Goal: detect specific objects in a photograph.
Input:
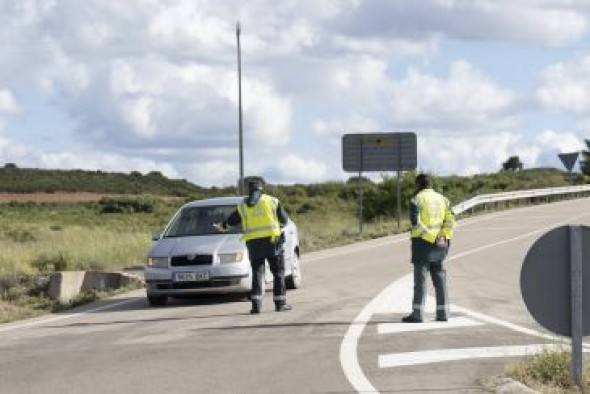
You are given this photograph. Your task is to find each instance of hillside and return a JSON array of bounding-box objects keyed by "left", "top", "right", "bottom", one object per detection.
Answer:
[{"left": 0, "top": 164, "right": 204, "bottom": 197}]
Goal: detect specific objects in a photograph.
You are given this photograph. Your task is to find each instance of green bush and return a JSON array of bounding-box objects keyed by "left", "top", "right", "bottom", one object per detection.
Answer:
[
  {"left": 98, "top": 197, "right": 156, "bottom": 214},
  {"left": 4, "top": 229, "right": 36, "bottom": 242},
  {"left": 32, "top": 251, "right": 71, "bottom": 272}
]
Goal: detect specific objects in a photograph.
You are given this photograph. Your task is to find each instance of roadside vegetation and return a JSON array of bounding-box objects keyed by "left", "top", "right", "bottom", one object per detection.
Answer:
[
  {"left": 0, "top": 165, "right": 586, "bottom": 324},
  {"left": 504, "top": 347, "right": 589, "bottom": 393}
]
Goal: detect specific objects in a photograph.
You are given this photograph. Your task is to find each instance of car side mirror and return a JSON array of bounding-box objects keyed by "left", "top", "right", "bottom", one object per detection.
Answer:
[{"left": 152, "top": 233, "right": 162, "bottom": 241}]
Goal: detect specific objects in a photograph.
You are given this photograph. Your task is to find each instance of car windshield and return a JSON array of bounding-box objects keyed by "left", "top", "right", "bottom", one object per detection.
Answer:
[{"left": 163, "top": 205, "right": 242, "bottom": 237}]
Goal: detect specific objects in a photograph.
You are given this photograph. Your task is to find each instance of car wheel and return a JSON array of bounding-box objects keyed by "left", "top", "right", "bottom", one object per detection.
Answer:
[
  {"left": 147, "top": 294, "right": 168, "bottom": 306},
  {"left": 286, "top": 253, "right": 302, "bottom": 290}
]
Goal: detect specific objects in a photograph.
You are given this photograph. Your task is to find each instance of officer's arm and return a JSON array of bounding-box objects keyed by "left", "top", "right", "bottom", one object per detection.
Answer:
[
  {"left": 214, "top": 209, "right": 241, "bottom": 232},
  {"left": 409, "top": 201, "right": 419, "bottom": 227},
  {"left": 276, "top": 202, "right": 289, "bottom": 226}
]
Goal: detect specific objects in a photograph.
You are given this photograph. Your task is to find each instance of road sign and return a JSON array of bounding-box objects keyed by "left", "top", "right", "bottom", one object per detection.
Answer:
[
  {"left": 520, "top": 225, "right": 589, "bottom": 387},
  {"left": 520, "top": 226, "right": 589, "bottom": 336},
  {"left": 558, "top": 152, "right": 579, "bottom": 172},
  {"left": 342, "top": 133, "right": 417, "bottom": 172}
]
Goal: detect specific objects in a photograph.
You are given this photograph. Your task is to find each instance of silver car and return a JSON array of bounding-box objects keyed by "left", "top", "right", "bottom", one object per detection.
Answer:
[{"left": 145, "top": 196, "right": 302, "bottom": 306}]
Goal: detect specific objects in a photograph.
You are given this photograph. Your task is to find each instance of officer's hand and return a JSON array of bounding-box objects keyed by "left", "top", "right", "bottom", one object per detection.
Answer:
[{"left": 212, "top": 223, "right": 226, "bottom": 232}]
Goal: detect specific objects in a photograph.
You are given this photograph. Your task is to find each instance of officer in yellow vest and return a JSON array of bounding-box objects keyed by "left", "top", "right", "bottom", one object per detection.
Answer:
[
  {"left": 215, "top": 180, "right": 292, "bottom": 314},
  {"left": 402, "top": 173, "right": 455, "bottom": 323}
]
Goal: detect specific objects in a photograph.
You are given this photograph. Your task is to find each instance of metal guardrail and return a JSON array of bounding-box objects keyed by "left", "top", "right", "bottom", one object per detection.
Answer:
[{"left": 452, "top": 184, "right": 590, "bottom": 215}]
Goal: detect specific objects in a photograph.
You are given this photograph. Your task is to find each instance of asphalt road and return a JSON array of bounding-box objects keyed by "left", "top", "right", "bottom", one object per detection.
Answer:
[{"left": 1, "top": 198, "right": 590, "bottom": 394}]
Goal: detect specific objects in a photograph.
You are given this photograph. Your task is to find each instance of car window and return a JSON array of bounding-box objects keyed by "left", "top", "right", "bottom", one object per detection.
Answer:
[{"left": 164, "top": 205, "right": 242, "bottom": 237}]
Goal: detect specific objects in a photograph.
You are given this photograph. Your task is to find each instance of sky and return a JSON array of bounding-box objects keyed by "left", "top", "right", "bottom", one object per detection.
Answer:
[{"left": 1, "top": 0, "right": 590, "bottom": 187}]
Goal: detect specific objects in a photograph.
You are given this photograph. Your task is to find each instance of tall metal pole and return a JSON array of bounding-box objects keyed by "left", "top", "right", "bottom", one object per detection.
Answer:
[{"left": 236, "top": 22, "right": 244, "bottom": 195}]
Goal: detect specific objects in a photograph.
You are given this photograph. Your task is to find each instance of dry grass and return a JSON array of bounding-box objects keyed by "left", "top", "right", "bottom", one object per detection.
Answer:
[
  {"left": 0, "top": 225, "right": 151, "bottom": 275},
  {"left": 506, "top": 347, "right": 590, "bottom": 393}
]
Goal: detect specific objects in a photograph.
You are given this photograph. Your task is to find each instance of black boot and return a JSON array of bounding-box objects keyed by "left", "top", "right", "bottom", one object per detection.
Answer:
[
  {"left": 250, "top": 304, "right": 261, "bottom": 314},
  {"left": 401, "top": 313, "right": 423, "bottom": 323}
]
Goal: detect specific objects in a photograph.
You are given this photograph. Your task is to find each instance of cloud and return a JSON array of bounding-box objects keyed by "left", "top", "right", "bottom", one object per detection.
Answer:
[
  {"left": 312, "top": 114, "right": 381, "bottom": 136},
  {"left": 537, "top": 55, "right": 590, "bottom": 115},
  {"left": 418, "top": 129, "right": 586, "bottom": 176},
  {"left": 0, "top": 136, "right": 179, "bottom": 178},
  {"left": 389, "top": 61, "right": 519, "bottom": 132},
  {"left": 0, "top": 90, "right": 20, "bottom": 115},
  {"left": 276, "top": 154, "right": 329, "bottom": 183},
  {"left": 329, "top": 0, "right": 588, "bottom": 47}
]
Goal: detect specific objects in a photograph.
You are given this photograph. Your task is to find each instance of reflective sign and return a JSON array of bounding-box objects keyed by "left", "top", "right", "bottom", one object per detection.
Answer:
[{"left": 342, "top": 132, "right": 417, "bottom": 172}]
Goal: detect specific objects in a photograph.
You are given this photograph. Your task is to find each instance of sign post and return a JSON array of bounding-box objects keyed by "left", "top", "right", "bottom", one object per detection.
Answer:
[
  {"left": 520, "top": 225, "right": 589, "bottom": 388},
  {"left": 558, "top": 152, "right": 579, "bottom": 185},
  {"left": 342, "top": 133, "right": 417, "bottom": 233}
]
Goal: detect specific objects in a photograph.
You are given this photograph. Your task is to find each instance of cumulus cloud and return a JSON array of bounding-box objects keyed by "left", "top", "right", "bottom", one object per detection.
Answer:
[
  {"left": 1, "top": 0, "right": 590, "bottom": 186},
  {"left": 276, "top": 154, "right": 329, "bottom": 183},
  {"left": 389, "top": 61, "right": 519, "bottom": 132},
  {"left": 537, "top": 55, "right": 590, "bottom": 115},
  {"left": 418, "top": 129, "right": 585, "bottom": 176},
  {"left": 312, "top": 114, "right": 381, "bottom": 136},
  {"left": 329, "top": 0, "right": 588, "bottom": 47},
  {"left": 0, "top": 90, "right": 20, "bottom": 115},
  {"left": 0, "top": 136, "right": 179, "bottom": 178}
]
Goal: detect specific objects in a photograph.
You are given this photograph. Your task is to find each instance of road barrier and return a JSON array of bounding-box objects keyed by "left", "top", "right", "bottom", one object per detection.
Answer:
[{"left": 452, "top": 184, "right": 590, "bottom": 216}]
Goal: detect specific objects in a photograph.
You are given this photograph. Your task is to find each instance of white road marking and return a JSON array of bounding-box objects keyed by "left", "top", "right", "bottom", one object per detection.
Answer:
[
  {"left": 378, "top": 317, "right": 482, "bottom": 335},
  {"left": 379, "top": 344, "right": 590, "bottom": 369},
  {"left": 0, "top": 297, "right": 141, "bottom": 333},
  {"left": 340, "top": 209, "right": 590, "bottom": 394}
]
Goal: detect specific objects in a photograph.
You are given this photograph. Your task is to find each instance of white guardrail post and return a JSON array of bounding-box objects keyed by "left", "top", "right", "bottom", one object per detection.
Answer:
[{"left": 452, "top": 185, "right": 590, "bottom": 216}]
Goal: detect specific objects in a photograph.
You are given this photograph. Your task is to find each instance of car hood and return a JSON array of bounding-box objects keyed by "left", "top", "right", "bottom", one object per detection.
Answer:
[{"left": 148, "top": 234, "right": 245, "bottom": 257}]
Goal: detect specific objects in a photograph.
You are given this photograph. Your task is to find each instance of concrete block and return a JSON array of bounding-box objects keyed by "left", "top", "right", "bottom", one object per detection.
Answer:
[
  {"left": 48, "top": 271, "right": 144, "bottom": 303},
  {"left": 48, "top": 271, "right": 86, "bottom": 303}
]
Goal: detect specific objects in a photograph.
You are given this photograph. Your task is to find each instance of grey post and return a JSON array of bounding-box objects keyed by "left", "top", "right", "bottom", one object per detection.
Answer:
[
  {"left": 236, "top": 21, "right": 244, "bottom": 195},
  {"left": 569, "top": 225, "right": 583, "bottom": 388},
  {"left": 358, "top": 138, "right": 364, "bottom": 234}
]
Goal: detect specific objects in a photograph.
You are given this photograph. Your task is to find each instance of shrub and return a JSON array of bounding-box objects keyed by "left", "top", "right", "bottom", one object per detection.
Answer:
[
  {"left": 4, "top": 229, "right": 36, "bottom": 242},
  {"left": 508, "top": 347, "right": 584, "bottom": 390},
  {"left": 98, "top": 197, "right": 155, "bottom": 214},
  {"left": 32, "top": 251, "right": 71, "bottom": 272}
]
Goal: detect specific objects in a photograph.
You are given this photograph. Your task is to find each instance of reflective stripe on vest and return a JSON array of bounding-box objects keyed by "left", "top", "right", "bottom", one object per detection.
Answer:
[
  {"left": 410, "top": 189, "right": 450, "bottom": 243},
  {"left": 237, "top": 194, "right": 282, "bottom": 242}
]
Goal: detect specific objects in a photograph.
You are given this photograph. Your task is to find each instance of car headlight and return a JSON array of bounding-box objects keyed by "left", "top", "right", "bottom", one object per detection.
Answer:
[
  {"left": 147, "top": 257, "right": 169, "bottom": 268},
  {"left": 218, "top": 252, "right": 244, "bottom": 264}
]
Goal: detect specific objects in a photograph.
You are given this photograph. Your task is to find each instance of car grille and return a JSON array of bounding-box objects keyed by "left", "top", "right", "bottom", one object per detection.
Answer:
[
  {"left": 155, "top": 279, "right": 238, "bottom": 290},
  {"left": 170, "top": 254, "right": 213, "bottom": 267}
]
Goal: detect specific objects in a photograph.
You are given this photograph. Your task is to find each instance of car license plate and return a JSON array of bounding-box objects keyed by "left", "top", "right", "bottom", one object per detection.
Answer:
[{"left": 174, "top": 271, "right": 209, "bottom": 282}]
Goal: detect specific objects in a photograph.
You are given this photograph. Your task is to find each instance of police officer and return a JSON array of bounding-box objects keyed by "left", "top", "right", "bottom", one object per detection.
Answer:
[
  {"left": 402, "top": 173, "right": 455, "bottom": 323},
  {"left": 214, "top": 180, "right": 292, "bottom": 314}
]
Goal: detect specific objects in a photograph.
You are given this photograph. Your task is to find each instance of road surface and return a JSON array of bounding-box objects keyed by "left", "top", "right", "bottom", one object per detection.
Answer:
[{"left": 1, "top": 198, "right": 590, "bottom": 393}]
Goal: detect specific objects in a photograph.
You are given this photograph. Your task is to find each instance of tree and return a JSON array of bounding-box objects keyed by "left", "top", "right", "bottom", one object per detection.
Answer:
[
  {"left": 502, "top": 156, "right": 523, "bottom": 171},
  {"left": 580, "top": 139, "right": 590, "bottom": 177}
]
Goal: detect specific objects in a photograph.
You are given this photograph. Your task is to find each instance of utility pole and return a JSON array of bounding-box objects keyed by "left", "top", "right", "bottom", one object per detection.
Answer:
[{"left": 236, "top": 21, "right": 244, "bottom": 195}]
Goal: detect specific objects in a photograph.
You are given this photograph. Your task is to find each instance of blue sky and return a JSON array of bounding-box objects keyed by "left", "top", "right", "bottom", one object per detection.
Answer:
[{"left": 0, "top": 0, "right": 589, "bottom": 187}]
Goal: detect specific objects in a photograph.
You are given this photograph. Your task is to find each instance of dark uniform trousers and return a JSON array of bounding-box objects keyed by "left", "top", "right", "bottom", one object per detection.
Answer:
[
  {"left": 247, "top": 237, "right": 287, "bottom": 308},
  {"left": 411, "top": 237, "right": 449, "bottom": 319}
]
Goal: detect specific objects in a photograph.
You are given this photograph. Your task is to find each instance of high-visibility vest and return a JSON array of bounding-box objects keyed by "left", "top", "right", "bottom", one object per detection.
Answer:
[
  {"left": 237, "top": 194, "right": 282, "bottom": 242},
  {"left": 410, "top": 188, "right": 455, "bottom": 243}
]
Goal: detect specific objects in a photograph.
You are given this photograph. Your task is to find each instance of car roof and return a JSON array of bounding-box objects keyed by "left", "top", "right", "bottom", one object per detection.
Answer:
[{"left": 183, "top": 196, "right": 245, "bottom": 208}]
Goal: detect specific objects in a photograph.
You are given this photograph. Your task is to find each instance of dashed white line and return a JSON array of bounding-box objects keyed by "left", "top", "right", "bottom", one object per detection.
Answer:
[
  {"left": 379, "top": 344, "right": 590, "bottom": 369},
  {"left": 340, "top": 209, "right": 590, "bottom": 394},
  {"left": 378, "top": 316, "right": 482, "bottom": 335}
]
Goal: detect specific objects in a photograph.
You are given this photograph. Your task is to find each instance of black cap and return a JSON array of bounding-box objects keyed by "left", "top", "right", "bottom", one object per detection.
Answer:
[
  {"left": 415, "top": 173, "right": 430, "bottom": 188},
  {"left": 248, "top": 180, "right": 263, "bottom": 192}
]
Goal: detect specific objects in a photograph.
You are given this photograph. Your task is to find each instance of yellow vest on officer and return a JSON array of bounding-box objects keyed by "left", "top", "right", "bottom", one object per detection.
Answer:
[
  {"left": 237, "top": 194, "right": 282, "bottom": 242},
  {"left": 410, "top": 188, "right": 455, "bottom": 243}
]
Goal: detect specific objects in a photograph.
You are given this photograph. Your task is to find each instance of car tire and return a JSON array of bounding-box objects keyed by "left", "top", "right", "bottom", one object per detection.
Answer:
[
  {"left": 286, "top": 253, "right": 302, "bottom": 290},
  {"left": 147, "top": 294, "right": 168, "bottom": 306}
]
